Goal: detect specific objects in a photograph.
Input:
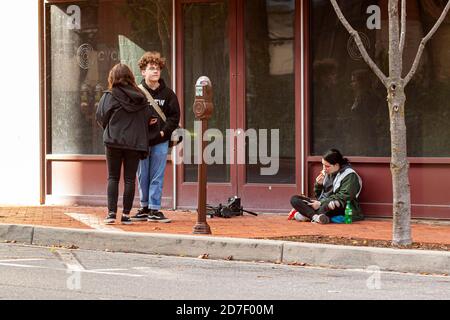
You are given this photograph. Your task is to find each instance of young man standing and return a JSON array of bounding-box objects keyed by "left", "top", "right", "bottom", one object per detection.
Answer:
[{"left": 131, "top": 52, "right": 180, "bottom": 223}]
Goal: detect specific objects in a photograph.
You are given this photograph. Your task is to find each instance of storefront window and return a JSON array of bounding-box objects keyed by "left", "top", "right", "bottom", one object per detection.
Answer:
[
  {"left": 46, "top": 0, "right": 172, "bottom": 154},
  {"left": 310, "top": 0, "right": 450, "bottom": 157},
  {"left": 245, "top": 0, "right": 296, "bottom": 183},
  {"left": 182, "top": 1, "right": 230, "bottom": 183}
]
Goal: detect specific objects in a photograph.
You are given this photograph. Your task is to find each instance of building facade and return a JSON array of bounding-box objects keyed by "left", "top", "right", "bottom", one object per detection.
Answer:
[{"left": 5, "top": 0, "right": 447, "bottom": 218}]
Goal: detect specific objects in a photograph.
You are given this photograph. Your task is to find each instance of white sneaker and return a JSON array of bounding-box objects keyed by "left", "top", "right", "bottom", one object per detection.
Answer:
[
  {"left": 311, "top": 214, "right": 330, "bottom": 224},
  {"left": 294, "top": 212, "right": 310, "bottom": 222}
]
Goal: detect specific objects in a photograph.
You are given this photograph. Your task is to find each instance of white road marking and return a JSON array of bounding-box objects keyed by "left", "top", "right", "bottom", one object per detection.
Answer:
[
  {"left": 0, "top": 262, "right": 42, "bottom": 268},
  {"left": 91, "top": 268, "right": 129, "bottom": 272},
  {"left": 79, "top": 270, "right": 143, "bottom": 277},
  {"left": 0, "top": 263, "right": 143, "bottom": 277},
  {"left": 64, "top": 212, "right": 124, "bottom": 231},
  {"left": 54, "top": 249, "right": 144, "bottom": 277},
  {"left": 54, "top": 249, "right": 85, "bottom": 271},
  {"left": 0, "top": 259, "right": 46, "bottom": 262},
  {"left": 132, "top": 267, "right": 180, "bottom": 280},
  {"left": 0, "top": 250, "right": 145, "bottom": 278}
]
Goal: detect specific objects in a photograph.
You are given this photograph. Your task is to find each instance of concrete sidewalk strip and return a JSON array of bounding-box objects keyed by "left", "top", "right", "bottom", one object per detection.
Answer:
[
  {"left": 64, "top": 212, "right": 123, "bottom": 232},
  {"left": 1, "top": 223, "right": 449, "bottom": 275}
]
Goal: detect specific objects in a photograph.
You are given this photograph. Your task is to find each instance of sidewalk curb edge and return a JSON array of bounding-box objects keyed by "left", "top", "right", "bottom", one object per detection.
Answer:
[{"left": 1, "top": 223, "right": 449, "bottom": 274}]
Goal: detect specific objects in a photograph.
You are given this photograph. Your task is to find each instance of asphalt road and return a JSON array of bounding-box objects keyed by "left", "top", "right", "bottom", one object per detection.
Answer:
[{"left": 0, "top": 243, "right": 449, "bottom": 300}]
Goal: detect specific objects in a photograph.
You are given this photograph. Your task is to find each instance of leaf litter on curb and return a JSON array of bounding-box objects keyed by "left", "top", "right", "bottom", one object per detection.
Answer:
[{"left": 263, "top": 235, "right": 450, "bottom": 251}]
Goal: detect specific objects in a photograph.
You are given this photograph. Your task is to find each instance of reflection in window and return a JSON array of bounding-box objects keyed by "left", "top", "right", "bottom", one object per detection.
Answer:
[
  {"left": 245, "top": 0, "right": 296, "bottom": 183},
  {"left": 47, "top": 0, "right": 172, "bottom": 154},
  {"left": 182, "top": 2, "right": 230, "bottom": 183},
  {"left": 310, "top": 0, "right": 450, "bottom": 157}
]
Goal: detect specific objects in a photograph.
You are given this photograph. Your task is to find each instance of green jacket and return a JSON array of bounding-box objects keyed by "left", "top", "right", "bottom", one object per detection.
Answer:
[{"left": 314, "top": 169, "right": 363, "bottom": 221}]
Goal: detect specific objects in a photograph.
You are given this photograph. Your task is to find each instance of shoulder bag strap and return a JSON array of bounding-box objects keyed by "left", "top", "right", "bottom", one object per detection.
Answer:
[{"left": 138, "top": 84, "right": 167, "bottom": 122}]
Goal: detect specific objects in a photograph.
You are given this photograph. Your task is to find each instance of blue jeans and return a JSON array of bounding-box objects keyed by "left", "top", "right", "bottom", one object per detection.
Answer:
[{"left": 137, "top": 141, "right": 169, "bottom": 210}]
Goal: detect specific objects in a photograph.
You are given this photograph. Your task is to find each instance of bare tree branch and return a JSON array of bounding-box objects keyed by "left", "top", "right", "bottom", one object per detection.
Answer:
[
  {"left": 404, "top": 0, "right": 450, "bottom": 85},
  {"left": 399, "top": 0, "right": 406, "bottom": 55},
  {"left": 388, "top": 0, "right": 401, "bottom": 78},
  {"left": 329, "top": 0, "right": 388, "bottom": 86}
]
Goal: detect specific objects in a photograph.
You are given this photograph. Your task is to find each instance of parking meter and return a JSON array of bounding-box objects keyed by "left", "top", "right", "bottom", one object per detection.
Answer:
[
  {"left": 192, "top": 76, "right": 213, "bottom": 235},
  {"left": 193, "top": 76, "right": 213, "bottom": 120}
]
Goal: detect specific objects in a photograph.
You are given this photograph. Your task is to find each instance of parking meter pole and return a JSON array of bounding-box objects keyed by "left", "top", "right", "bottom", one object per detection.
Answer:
[
  {"left": 193, "top": 119, "right": 210, "bottom": 234},
  {"left": 192, "top": 77, "right": 213, "bottom": 235}
]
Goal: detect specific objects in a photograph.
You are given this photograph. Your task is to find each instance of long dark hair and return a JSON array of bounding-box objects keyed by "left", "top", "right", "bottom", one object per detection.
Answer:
[
  {"left": 323, "top": 149, "right": 349, "bottom": 166},
  {"left": 107, "top": 63, "right": 141, "bottom": 93}
]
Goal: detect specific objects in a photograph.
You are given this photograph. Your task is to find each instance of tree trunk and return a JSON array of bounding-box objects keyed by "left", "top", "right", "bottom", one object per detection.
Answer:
[
  {"left": 330, "top": 0, "right": 450, "bottom": 247},
  {"left": 388, "top": 83, "right": 411, "bottom": 245}
]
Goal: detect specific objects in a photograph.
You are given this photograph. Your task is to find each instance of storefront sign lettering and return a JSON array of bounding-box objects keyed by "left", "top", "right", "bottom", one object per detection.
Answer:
[
  {"left": 67, "top": 5, "right": 81, "bottom": 30},
  {"left": 367, "top": 5, "right": 381, "bottom": 30}
]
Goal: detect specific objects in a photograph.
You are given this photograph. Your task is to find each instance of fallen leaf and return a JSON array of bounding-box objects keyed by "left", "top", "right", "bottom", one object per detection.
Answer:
[
  {"left": 289, "top": 262, "right": 307, "bottom": 266},
  {"left": 226, "top": 256, "right": 233, "bottom": 261},
  {"left": 198, "top": 253, "right": 209, "bottom": 259}
]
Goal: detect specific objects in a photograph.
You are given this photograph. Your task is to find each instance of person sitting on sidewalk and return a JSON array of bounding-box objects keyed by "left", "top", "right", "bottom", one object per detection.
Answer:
[{"left": 288, "top": 149, "right": 363, "bottom": 224}]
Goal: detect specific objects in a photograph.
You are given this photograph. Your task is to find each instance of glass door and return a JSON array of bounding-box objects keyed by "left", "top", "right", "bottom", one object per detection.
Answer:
[
  {"left": 177, "top": 0, "right": 238, "bottom": 207},
  {"left": 236, "top": 0, "right": 298, "bottom": 211},
  {"left": 177, "top": 0, "right": 299, "bottom": 212}
]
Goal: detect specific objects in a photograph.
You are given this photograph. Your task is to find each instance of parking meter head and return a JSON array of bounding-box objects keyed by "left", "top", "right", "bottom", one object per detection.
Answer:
[{"left": 193, "top": 76, "right": 214, "bottom": 120}]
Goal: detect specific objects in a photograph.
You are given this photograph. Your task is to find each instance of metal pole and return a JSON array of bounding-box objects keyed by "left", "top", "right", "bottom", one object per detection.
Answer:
[
  {"left": 192, "top": 76, "right": 213, "bottom": 234},
  {"left": 193, "top": 119, "right": 211, "bottom": 234},
  {"left": 172, "top": 0, "right": 177, "bottom": 210}
]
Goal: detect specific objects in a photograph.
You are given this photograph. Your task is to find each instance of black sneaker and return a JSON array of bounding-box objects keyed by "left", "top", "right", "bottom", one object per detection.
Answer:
[
  {"left": 121, "top": 214, "right": 132, "bottom": 225},
  {"left": 147, "top": 211, "right": 171, "bottom": 223},
  {"left": 104, "top": 212, "right": 116, "bottom": 224},
  {"left": 130, "top": 207, "right": 150, "bottom": 221}
]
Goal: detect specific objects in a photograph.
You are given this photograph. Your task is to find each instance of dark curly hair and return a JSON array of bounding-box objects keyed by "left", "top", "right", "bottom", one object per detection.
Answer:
[{"left": 138, "top": 51, "right": 166, "bottom": 71}]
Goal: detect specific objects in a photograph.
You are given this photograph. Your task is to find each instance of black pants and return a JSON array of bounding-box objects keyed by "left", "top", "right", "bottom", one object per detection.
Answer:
[
  {"left": 290, "top": 195, "right": 344, "bottom": 219},
  {"left": 106, "top": 147, "right": 141, "bottom": 214}
]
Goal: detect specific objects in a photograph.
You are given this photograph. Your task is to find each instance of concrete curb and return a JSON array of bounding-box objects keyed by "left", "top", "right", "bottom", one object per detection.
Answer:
[
  {"left": 31, "top": 225, "right": 283, "bottom": 263},
  {"left": 1, "top": 223, "right": 449, "bottom": 274},
  {"left": 283, "top": 242, "right": 450, "bottom": 274},
  {"left": 0, "top": 224, "right": 34, "bottom": 244}
]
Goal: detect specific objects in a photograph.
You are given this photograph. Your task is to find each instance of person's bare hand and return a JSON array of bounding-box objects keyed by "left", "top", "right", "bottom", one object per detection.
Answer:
[
  {"left": 160, "top": 131, "right": 165, "bottom": 137},
  {"left": 308, "top": 200, "right": 321, "bottom": 210},
  {"left": 316, "top": 170, "right": 325, "bottom": 185}
]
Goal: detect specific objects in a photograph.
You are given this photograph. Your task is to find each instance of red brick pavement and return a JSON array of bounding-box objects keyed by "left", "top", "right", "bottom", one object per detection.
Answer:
[{"left": 0, "top": 206, "right": 449, "bottom": 245}]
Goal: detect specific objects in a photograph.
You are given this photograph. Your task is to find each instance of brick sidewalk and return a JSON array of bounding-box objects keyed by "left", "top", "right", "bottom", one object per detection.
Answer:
[{"left": 1, "top": 206, "right": 450, "bottom": 245}]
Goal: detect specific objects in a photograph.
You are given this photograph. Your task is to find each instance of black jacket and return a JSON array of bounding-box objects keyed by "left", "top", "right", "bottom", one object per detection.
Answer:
[
  {"left": 140, "top": 79, "right": 181, "bottom": 146},
  {"left": 96, "top": 85, "right": 154, "bottom": 156}
]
